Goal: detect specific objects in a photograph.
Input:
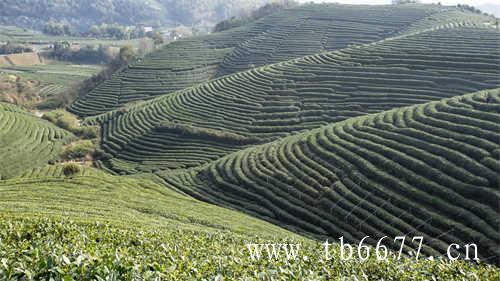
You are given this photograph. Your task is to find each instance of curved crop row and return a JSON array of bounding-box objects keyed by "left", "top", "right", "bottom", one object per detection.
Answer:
[
  {"left": 1, "top": 168, "right": 498, "bottom": 278},
  {"left": 69, "top": 4, "right": 490, "bottom": 116},
  {"left": 0, "top": 103, "right": 73, "bottom": 178},
  {"left": 215, "top": 5, "right": 489, "bottom": 76},
  {"left": 160, "top": 89, "right": 500, "bottom": 262},
  {"left": 91, "top": 26, "right": 500, "bottom": 174}
]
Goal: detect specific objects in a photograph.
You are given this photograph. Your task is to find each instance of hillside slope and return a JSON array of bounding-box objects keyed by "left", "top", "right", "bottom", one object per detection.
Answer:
[
  {"left": 0, "top": 0, "right": 269, "bottom": 31},
  {"left": 69, "top": 4, "right": 492, "bottom": 116},
  {"left": 88, "top": 25, "right": 500, "bottom": 174},
  {"left": 1, "top": 165, "right": 498, "bottom": 278},
  {"left": 1, "top": 165, "right": 291, "bottom": 236},
  {"left": 159, "top": 89, "right": 500, "bottom": 262},
  {"left": 0, "top": 103, "right": 73, "bottom": 178}
]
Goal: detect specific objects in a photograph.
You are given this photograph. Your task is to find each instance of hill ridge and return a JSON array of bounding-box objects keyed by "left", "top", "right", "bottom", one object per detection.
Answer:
[
  {"left": 86, "top": 25, "right": 500, "bottom": 174},
  {"left": 69, "top": 4, "right": 493, "bottom": 116},
  {"left": 158, "top": 88, "right": 500, "bottom": 262}
]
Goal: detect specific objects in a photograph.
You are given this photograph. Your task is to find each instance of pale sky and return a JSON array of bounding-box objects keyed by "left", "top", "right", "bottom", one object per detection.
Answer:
[{"left": 297, "top": 0, "right": 498, "bottom": 5}]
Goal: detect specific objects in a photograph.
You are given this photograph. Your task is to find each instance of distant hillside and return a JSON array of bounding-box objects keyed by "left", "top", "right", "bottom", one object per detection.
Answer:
[
  {"left": 0, "top": 0, "right": 269, "bottom": 32},
  {"left": 70, "top": 4, "right": 493, "bottom": 116},
  {"left": 85, "top": 25, "right": 500, "bottom": 174},
  {"left": 161, "top": 89, "right": 500, "bottom": 263}
]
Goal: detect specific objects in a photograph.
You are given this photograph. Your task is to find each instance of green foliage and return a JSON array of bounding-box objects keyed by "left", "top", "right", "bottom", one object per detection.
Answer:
[
  {"left": 41, "top": 110, "right": 100, "bottom": 141},
  {"left": 0, "top": 217, "right": 498, "bottom": 280},
  {"left": 155, "top": 121, "right": 264, "bottom": 145},
  {"left": 60, "top": 140, "right": 97, "bottom": 160},
  {"left": 0, "top": 172, "right": 498, "bottom": 279},
  {"left": 1, "top": 3, "right": 499, "bottom": 279},
  {"left": 89, "top": 23, "right": 145, "bottom": 40},
  {"left": 0, "top": 63, "right": 103, "bottom": 110},
  {"left": 0, "top": 42, "right": 33, "bottom": 55},
  {"left": 71, "top": 4, "right": 493, "bottom": 117},
  {"left": 48, "top": 43, "right": 114, "bottom": 64},
  {"left": 87, "top": 25, "right": 500, "bottom": 174},
  {"left": 42, "top": 21, "right": 73, "bottom": 36},
  {"left": 0, "top": 103, "right": 73, "bottom": 179},
  {"left": 73, "top": 126, "right": 99, "bottom": 139},
  {"left": 157, "top": 89, "right": 500, "bottom": 261},
  {"left": 42, "top": 109, "right": 79, "bottom": 131},
  {"left": 118, "top": 45, "right": 135, "bottom": 62},
  {"left": 213, "top": 17, "right": 250, "bottom": 33},
  {"left": 151, "top": 32, "right": 164, "bottom": 46},
  {"left": 62, "top": 163, "right": 81, "bottom": 177}
]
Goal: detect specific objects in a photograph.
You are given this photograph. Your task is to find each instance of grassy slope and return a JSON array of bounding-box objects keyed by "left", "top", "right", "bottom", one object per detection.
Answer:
[
  {"left": 87, "top": 25, "right": 499, "bottom": 174},
  {"left": 68, "top": 4, "right": 490, "bottom": 116},
  {"left": 2, "top": 165, "right": 291, "bottom": 236},
  {"left": 0, "top": 103, "right": 74, "bottom": 178},
  {"left": 0, "top": 166, "right": 498, "bottom": 279},
  {"left": 158, "top": 89, "right": 500, "bottom": 263}
]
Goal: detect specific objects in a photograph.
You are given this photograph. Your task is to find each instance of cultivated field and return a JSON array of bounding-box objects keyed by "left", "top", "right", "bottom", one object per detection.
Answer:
[
  {"left": 0, "top": 3, "right": 499, "bottom": 279},
  {"left": 70, "top": 4, "right": 493, "bottom": 116},
  {"left": 160, "top": 89, "right": 500, "bottom": 263},
  {"left": 87, "top": 25, "right": 499, "bottom": 174},
  {"left": 0, "top": 103, "right": 73, "bottom": 178},
  {"left": 1, "top": 165, "right": 498, "bottom": 279}
]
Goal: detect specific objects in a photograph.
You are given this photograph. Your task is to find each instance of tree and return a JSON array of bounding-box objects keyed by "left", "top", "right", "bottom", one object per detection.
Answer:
[
  {"left": 63, "top": 163, "right": 81, "bottom": 177},
  {"left": 152, "top": 32, "right": 164, "bottom": 47},
  {"left": 138, "top": 38, "right": 153, "bottom": 55},
  {"left": 0, "top": 43, "right": 33, "bottom": 55},
  {"left": 43, "top": 21, "right": 73, "bottom": 36},
  {"left": 119, "top": 45, "right": 135, "bottom": 62}
]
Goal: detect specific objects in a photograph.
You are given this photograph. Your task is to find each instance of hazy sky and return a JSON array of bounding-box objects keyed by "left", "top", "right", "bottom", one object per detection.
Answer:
[{"left": 297, "top": 0, "right": 498, "bottom": 5}]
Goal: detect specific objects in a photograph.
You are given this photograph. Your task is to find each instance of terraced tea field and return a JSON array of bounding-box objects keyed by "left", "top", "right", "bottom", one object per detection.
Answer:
[
  {"left": 69, "top": 4, "right": 492, "bottom": 116},
  {"left": 159, "top": 89, "right": 500, "bottom": 263},
  {"left": 89, "top": 26, "right": 500, "bottom": 174},
  {"left": 1, "top": 167, "right": 498, "bottom": 279},
  {"left": 1, "top": 3, "right": 499, "bottom": 279},
  {"left": 2, "top": 166, "right": 291, "bottom": 236},
  {"left": 0, "top": 103, "right": 74, "bottom": 178}
]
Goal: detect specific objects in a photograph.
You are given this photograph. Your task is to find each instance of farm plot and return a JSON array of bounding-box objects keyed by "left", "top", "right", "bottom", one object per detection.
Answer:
[
  {"left": 89, "top": 26, "right": 500, "bottom": 174},
  {"left": 0, "top": 103, "right": 73, "bottom": 178},
  {"left": 69, "top": 4, "right": 489, "bottom": 116},
  {"left": 160, "top": 89, "right": 500, "bottom": 263},
  {"left": 1, "top": 167, "right": 498, "bottom": 279},
  {"left": 215, "top": 5, "right": 490, "bottom": 76}
]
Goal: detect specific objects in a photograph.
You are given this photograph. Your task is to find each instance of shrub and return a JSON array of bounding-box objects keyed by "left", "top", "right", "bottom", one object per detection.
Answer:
[
  {"left": 42, "top": 110, "right": 79, "bottom": 131},
  {"left": 36, "top": 97, "right": 66, "bottom": 110},
  {"left": 155, "top": 121, "right": 264, "bottom": 145},
  {"left": 62, "top": 163, "right": 80, "bottom": 177},
  {"left": 93, "top": 148, "right": 112, "bottom": 160},
  {"left": 60, "top": 140, "right": 97, "bottom": 161},
  {"left": 0, "top": 43, "right": 33, "bottom": 55},
  {"left": 73, "top": 126, "right": 99, "bottom": 139}
]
